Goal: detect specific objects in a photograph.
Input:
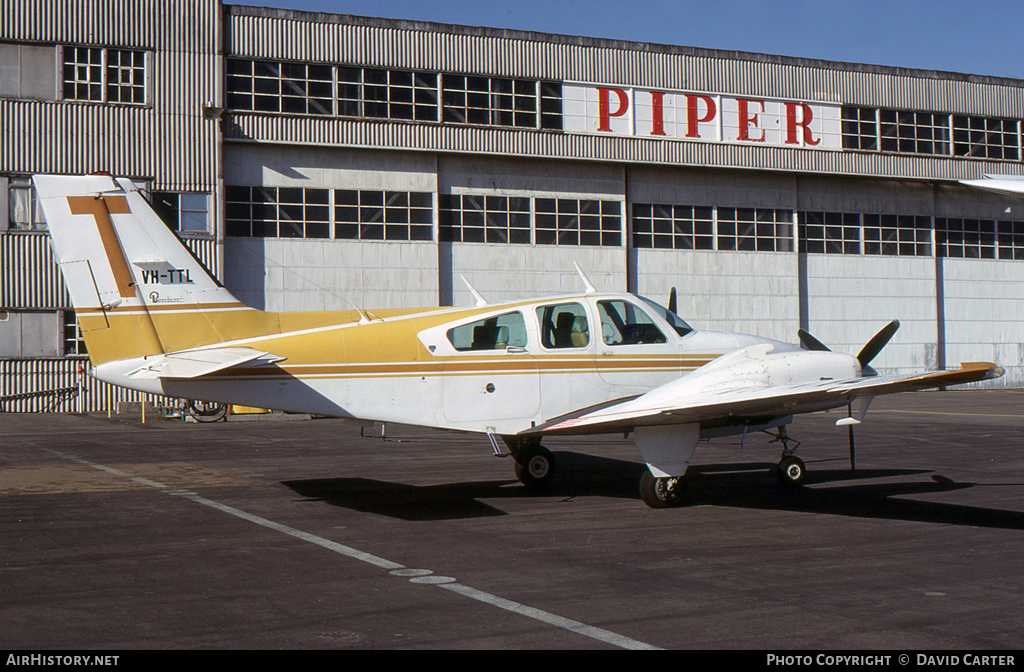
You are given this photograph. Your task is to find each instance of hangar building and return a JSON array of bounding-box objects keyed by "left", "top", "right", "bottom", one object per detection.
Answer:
[{"left": 2, "top": 0, "right": 1023, "bottom": 411}]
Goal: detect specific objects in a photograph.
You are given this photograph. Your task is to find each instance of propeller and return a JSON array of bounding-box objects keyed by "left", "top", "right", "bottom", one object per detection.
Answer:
[
  {"left": 856, "top": 320, "right": 899, "bottom": 370},
  {"left": 797, "top": 328, "right": 830, "bottom": 352},
  {"left": 797, "top": 320, "right": 900, "bottom": 472},
  {"left": 668, "top": 287, "right": 677, "bottom": 315}
]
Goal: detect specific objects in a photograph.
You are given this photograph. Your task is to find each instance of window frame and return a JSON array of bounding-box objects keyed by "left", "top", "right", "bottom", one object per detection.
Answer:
[
  {"left": 151, "top": 192, "right": 213, "bottom": 236},
  {"left": 632, "top": 203, "right": 714, "bottom": 250},
  {"left": 6, "top": 176, "right": 46, "bottom": 232},
  {"left": 716, "top": 207, "right": 793, "bottom": 253},
  {"left": 798, "top": 211, "right": 862, "bottom": 255},
  {"left": 596, "top": 299, "right": 668, "bottom": 347},
  {"left": 224, "top": 58, "right": 565, "bottom": 131},
  {"left": 534, "top": 198, "right": 622, "bottom": 247},
  {"left": 445, "top": 310, "right": 530, "bottom": 352},
  {"left": 841, "top": 105, "right": 1024, "bottom": 162},
  {"left": 535, "top": 302, "right": 592, "bottom": 350},
  {"left": 61, "top": 310, "right": 88, "bottom": 358},
  {"left": 62, "top": 46, "right": 148, "bottom": 106}
]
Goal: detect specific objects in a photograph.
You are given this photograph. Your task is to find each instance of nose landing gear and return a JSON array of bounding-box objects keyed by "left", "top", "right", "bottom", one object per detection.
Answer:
[{"left": 769, "top": 426, "right": 805, "bottom": 487}]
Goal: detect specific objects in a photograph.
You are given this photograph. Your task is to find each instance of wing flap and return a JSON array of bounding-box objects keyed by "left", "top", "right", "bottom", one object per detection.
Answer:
[{"left": 127, "top": 346, "right": 285, "bottom": 379}]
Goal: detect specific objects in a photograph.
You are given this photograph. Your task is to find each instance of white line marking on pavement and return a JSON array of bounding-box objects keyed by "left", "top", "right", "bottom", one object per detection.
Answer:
[
  {"left": 438, "top": 582, "right": 662, "bottom": 650},
  {"left": 42, "top": 448, "right": 662, "bottom": 650},
  {"left": 179, "top": 491, "right": 405, "bottom": 570}
]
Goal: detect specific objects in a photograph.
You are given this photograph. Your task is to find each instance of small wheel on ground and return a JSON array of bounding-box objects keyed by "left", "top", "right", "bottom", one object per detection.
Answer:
[
  {"left": 639, "top": 470, "right": 687, "bottom": 508},
  {"left": 186, "top": 400, "right": 228, "bottom": 423},
  {"left": 776, "top": 455, "right": 806, "bottom": 487},
  {"left": 513, "top": 446, "right": 556, "bottom": 488}
]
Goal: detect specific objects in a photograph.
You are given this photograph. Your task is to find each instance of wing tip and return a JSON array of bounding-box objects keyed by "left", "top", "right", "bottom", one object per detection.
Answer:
[{"left": 957, "top": 361, "right": 1005, "bottom": 380}]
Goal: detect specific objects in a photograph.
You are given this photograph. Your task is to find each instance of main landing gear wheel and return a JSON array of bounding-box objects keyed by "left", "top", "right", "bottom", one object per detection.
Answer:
[
  {"left": 513, "top": 446, "right": 556, "bottom": 488},
  {"left": 185, "top": 400, "right": 228, "bottom": 423},
  {"left": 639, "top": 470, "right": 687, "bottom": 509},
  {"left": 776, "top": 455, "right": 806, "bottom": 487}
]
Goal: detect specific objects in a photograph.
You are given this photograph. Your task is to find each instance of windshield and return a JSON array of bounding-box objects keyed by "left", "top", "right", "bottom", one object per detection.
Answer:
[{"left": 637, "top": 295, "right": 694, "bottom": 337}]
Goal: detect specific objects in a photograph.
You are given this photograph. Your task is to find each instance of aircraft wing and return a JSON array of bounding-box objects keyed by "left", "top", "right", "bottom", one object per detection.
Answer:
[
  {"left": 959, "top": 174, "right": 1024, "bottom": 196},
  {"left": 126, "top": 346, "right": 285, "bottom": 380},
  {"left": 530, "top": 360, "right": 1002, "bottom": 436}
]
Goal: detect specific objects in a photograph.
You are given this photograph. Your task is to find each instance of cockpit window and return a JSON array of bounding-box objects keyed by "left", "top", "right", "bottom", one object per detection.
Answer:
[
  {"left": 638, "top": 296, "right": 694, "bottom": 337},
  {"left": 536, "top": 303, "right": 590, "bottom": 349},
  {"left": 597, "top": 300, "right": 667, "bottom": 345},
  {"left": 447, "top": 311, "right": 528, "bottom": 351}
]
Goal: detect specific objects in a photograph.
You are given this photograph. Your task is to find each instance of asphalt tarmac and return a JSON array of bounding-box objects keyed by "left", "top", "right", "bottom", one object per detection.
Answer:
[{"left": 1, "top": 389, "right": 1023, "bottom": 650}]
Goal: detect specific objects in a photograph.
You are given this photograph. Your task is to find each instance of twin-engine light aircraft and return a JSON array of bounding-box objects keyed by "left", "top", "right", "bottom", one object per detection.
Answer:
[{"left": 35, "top": 175, "right": 1003, "bottom": 508}]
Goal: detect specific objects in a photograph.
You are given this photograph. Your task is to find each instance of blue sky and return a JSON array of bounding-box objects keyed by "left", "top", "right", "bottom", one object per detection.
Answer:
[{"left": 238, "top": 0, "right": 1024, "bottom": 79}]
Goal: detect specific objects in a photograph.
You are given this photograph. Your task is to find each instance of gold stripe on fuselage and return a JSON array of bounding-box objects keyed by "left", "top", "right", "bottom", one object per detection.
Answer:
[
  {"left": 80, "top": 293, "right": 720, "bottom": 379},
  {"left": 198, "top": 355, "right": 715, "bottom": 382}
]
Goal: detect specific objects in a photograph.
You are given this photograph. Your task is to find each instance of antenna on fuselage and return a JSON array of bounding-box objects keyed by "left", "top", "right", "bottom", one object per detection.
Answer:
[
  {"left": 573, "top": 261, "right": 597, "bottom": 294},
  {"left": 460, "top": 275, "right": 488, "bottom": 307},
  {"left": 340, "top": 297, "right": 372, "bottom": 325}
]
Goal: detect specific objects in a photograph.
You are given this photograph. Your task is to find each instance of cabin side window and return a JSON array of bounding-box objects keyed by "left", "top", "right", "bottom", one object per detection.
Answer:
[
  {"left": 597, "top": 300, "right": 667, "bottom": 345},
  {"left": 446, "top": 311, "right": 528, "bottom": 351},
  {"left": 536, "top": 302, "right": 590, "bottom": 349}
]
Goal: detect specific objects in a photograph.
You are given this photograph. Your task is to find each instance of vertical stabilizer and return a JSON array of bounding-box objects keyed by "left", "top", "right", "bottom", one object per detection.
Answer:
[{"left": 34, "top": 175, "right": 262, "bottom": 365}]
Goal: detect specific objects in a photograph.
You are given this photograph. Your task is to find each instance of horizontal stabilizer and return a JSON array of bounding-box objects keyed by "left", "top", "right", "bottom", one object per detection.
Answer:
[{"left": 127, "top": 347, "right": 285, "bottom": 380}]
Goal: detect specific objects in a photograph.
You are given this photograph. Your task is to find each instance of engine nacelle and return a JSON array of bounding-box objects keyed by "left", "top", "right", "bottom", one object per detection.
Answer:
[
  {"left": 641, "top": 343, "right": 861, "bottom": 407},
  {"left": 699, "top": 348, "right": 861, "bottom": 390}
]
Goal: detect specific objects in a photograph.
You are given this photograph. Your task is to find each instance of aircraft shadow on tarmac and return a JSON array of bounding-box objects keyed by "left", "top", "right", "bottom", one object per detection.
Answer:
[{"left": 282, "top": 451, "right": 1024, "bottom": 528}]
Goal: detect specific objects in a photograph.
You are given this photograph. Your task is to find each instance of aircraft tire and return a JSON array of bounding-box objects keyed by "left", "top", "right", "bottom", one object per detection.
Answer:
[
  {"left": 776, "top": 456, "right": 806, "bottom": 487},
  {"left": 639, "top": 470, "right": 686, "bottom": 508},
  {"left": 514, "top": 446, "right": 556, "bottom": 488},
  {"left": 186, "top": 400, "right": 228, "bottom": 423}
]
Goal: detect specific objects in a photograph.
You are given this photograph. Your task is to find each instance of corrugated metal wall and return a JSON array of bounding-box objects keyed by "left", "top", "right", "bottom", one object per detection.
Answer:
[
  {"left": 0, "top": 231, "right": 220, "bottom": 413},
  {"left": 0, "top": 234, "right": 68, "bottom": 309},
  {"left": 225, "top": 113, "right": 1021, "bottom": 182},
  {"left": 1, "top": 232, "right": 219, "bottom": 309},
  {"left": 0, "top": 100, "right": 153, "bottom": 177},
  {"left": 1, "top": 0, "right": 222, "bottom": 411},
  {"left": 0, "top": 358, "right": 169, "bottom": 413},
  {"left": 223, "top": 7, "right": 1024, "bottom": 181},
  {"left": 0, "top": 0, "right": 220, "bottom": 191},
  {"left": 0, "top": 0, "right": 156, "bottom": 46}
]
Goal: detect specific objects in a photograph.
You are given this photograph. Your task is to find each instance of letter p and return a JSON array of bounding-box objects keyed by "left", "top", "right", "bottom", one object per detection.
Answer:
[{"left": 597, "top": 87, "right": 629, "bottom": 132}]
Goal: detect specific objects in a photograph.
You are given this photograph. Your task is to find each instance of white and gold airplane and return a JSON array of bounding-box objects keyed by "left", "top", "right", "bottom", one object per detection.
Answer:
[{"left": 34, "top": 174, "right": 1003, "bottom": 508}]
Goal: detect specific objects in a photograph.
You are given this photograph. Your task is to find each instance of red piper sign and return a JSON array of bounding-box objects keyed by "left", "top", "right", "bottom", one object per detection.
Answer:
[{"left": 562, "top": 83, "right": 842, "bottom": 149}]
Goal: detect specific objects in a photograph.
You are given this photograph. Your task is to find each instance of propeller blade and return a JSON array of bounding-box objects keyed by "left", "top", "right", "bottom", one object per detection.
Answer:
[
  {"left": 857, "top": 320, "right": 900, "bottom": 368},
  {"left": 668, "top": 287, "right": 677, "bottom": 315},
  {"left": 797, "top": 329, "right": 831, "bottom": 352}
]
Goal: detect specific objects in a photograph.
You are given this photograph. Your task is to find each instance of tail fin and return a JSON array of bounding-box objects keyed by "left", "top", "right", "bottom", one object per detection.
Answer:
[{"left": 34, "top": 175, "right": 256, "bottom": 365}]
